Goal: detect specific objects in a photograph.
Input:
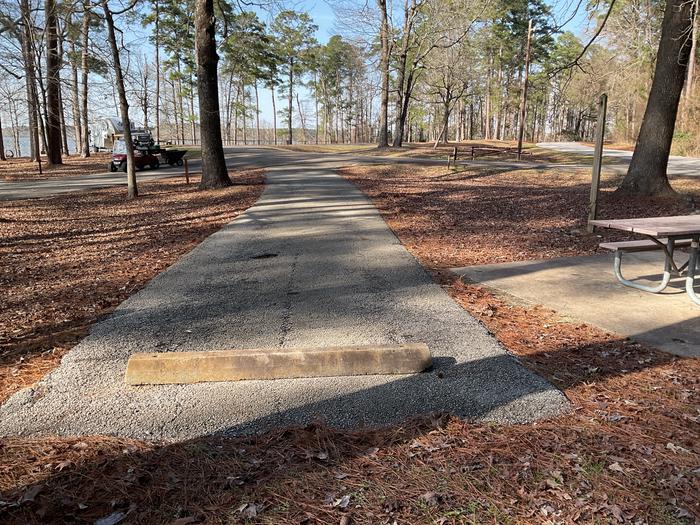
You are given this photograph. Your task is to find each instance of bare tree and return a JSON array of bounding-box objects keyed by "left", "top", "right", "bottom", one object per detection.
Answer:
[
  {"left": 80, "top": 0, "right": 91, "bottom": 156},
  {"left": 376, "top": 0, "right": 390, "bottom": 147},
  {"left": 45, "top": 0, "right": 63, "bottom": 165},
  {"left": 102, "top": 0, "right": 137, "bottom": 198}
]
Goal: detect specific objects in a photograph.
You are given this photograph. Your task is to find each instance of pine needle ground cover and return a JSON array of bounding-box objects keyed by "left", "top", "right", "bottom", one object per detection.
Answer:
[
  {"left": 0, "top": 154, "right": 114, "bottom": 181},
  {"left": 0, "top": 172, "right": 264, "bottom": 403},
  {"left": 0, "top": 165, "right": 698, "bottom": 524}
]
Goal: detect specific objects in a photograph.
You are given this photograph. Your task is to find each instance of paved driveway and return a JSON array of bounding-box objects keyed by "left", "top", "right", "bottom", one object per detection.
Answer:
[
  {"left": 537, "top": 142, "right": 700, "bottom": 178},
  {"left": 0, "top": 153, "right": 568, "bottom": 440}
]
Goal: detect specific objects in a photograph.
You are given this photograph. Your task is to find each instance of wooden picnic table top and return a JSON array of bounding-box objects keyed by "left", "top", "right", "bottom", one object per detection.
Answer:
[{"left": 589, "top": 215, "right": 700, "bottom": 237}]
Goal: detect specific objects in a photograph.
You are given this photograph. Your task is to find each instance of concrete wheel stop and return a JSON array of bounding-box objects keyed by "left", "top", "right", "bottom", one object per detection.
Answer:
[{"left": 125, "top": 343, "right": 432, "bottom": 385}]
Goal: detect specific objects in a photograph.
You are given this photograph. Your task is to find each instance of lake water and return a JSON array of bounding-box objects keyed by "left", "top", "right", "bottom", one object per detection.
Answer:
[{"left": 3, "top": 133, "right": 78, "bottom": 158}]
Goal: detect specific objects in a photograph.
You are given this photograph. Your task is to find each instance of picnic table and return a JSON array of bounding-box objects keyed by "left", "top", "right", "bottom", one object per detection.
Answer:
[{"left": 589, "top": 215, "right": 699, "bottom": 305}]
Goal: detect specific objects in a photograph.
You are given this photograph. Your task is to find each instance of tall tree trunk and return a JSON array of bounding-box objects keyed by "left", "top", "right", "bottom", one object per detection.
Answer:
[
  {"left": 58, "top": 76, "right": 70, "bottom": 156},
  {"left": 57, "top": 25, "right": 70, "bottom": 156},
  {"left": 682, "top": 2, "right": 697, "bottom": 128},
  {"left": 189, "top": 86, "right": 196, "bottom": 144},
  {"left": 80, "top": 1, "right": 91, "bottom": 156},
  {"left": 617, "top": 0, "right": 695, "bottom": 196},
  {"left": 45, "top": 0, "right": 63, "bottom": 165},
  {"left": 395, "top": 70, "right": 415, "bottom": 147},
  {"left": 20, "top": 0, "right": 40, "bottom": 161},
  {"left": 0, "top": 112, "right": 5, "bottom": 161},
  {"left": 102, "top": 0, "right": 137, "bottom": 198},
  {"left": 69, "top": 31, "right": 83, "bottom": 154},
  {"left": 154, "top": 0, "right": 161, "bottom": 143},
  {"left": 195, "top": 0, "right": 231, "bottom": 189},
  {"left": 233, "top": 83, "right": 239, "bottom": 144},
  {"left": 376, "top": 0, "right": 390, "bottom": 147},
  {"left": 314, "top": 71, "right": 319, "bottom": 144},
  {"left": 485, "top": 58, "right": 492, "bottom": 140},
  {"left": 9, "top": 98, "right": 21, "bottom": 156},
  {"left": 287, "top": 58, "right": 294, "bottom": 144},
  {"left": 242, "top": 83, "right": 247, "bottom": 145},
  {"left": 255, "top": 81, "right": 261, "bottom": 145},
  {"left": 391, "top": 0, "right": 418, "bottom": 148},
  {"left": 271, "top": 83, "right": 277, "bottom": 145},
  {"left": 296, "top": 93, "right": 306, "bottom": 143}
]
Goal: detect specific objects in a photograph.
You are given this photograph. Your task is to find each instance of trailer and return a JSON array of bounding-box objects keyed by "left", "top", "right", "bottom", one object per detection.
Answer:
[
  {"left": 160, "top": 149, "right": 187, "bottom": 166},
  {"left": 89, "top": 118, "right": 154, "bottom": 152}
]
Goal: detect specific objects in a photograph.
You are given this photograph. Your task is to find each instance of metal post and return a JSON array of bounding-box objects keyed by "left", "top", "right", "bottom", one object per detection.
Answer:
[
  {"left": 516, "top": 19, "right": 533, "bottom": 161},
  {"left": 184, "top": 157, "right": 189, "bottom": 184},
  {"left": 587, "top": 93, "right": 607, "bottom": 233}
]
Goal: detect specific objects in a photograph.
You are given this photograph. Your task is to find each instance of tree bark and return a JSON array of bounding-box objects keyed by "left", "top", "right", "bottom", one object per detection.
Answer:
[
  {"left": 195, "top": 0, "right": 231, "bottom": 189},
  {"left": 45, "top": 0, "right": 63, "bottom": 165},
  {"left": 69, "top": 22, "right": 83, "bottom": 154},
  {"left": 376, "top": 0, "right": 390, "bottom": 147},
  {"left": 617, "top": 0, "right": 695, "bottom": 196},
  {"left": 683, "top": 2, "right": 697, "bottom": 119},
  {"left": 287, "top": 58, "right": 294, "bottom": 144},
  {"left": 80, "top": 1, "right": 91, "bottom": 156},
  {"left": 20, "top": 0, "right": 40, "bottom": 161},
  {"left": 271, "top": 84, "right": 277, "bottom": 145},
  {"left": 154, "top": 0, "right": 161, "bottom": 143},
  {"left": 391, "top": 0, "right": 418, "bottom": 148},
  {"left": 0, "top": 112, "right": 5, "bottom": 160},
  {"left": 102, "top": 0, "right": 137, "bottom": 198},
  {"left": 296, "top": 93, "right": 306, "bottom": 143},
  {"left": 255, "top": 81, "right": 261, "bottom": 145},
  {"left": 57, "top": 24, "right": 70, "bottom": 156}
]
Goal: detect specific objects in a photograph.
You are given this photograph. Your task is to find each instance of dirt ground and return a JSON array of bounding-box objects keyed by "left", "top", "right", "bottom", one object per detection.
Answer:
[
  {"left": 0, "top": 154, "right": 113, "bottom": 181},
  {"left": 0, "top": 164, "right": 698, "bottom": 524},
  {"left": 0, "top": 172, "right": 264, "bottom": 403}
]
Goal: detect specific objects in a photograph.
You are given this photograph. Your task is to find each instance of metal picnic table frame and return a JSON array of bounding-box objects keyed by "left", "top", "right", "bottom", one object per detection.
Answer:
[{"left": 589, "top": 215, "right": 700, "bottom": 306}]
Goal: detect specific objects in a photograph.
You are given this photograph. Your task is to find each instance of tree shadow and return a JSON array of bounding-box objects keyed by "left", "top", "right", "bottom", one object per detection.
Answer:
[{"left": 0, "top": 322, "right": 688, "bottom": 524}]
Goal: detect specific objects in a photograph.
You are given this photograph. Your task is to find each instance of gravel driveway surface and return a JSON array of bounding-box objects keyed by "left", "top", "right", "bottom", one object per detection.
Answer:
[{"left": 0, "top": 157, "right": 568, "bottom": 440}]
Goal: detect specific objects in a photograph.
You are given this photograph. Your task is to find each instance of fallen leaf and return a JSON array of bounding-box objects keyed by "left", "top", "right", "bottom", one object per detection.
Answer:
[
  {"left": 666, "top": 442, "right": 691, "bottom": 454},
  {"left": 419, "top": 492, "right": 440, "bottom": 506},
  {"left": 170, "top": 517, "right": 199, "bottom": 525},
  {"left": 237, "top": 503, "right": 258, "bottom": 519},
  {"left": 608, "top": 462, "right": 624, "bottom": 473},
  {"left": 19, "top": 485, "right": 44, "bottom": 504},
  {"left": 333, "top": 495, "right": 351, "bottom": 509},
  {"left": 95, "top": 511, "right": 127, "bottom": 525},
  {"left": 609, "top": 504, "right": 624, "bottom": 522}
]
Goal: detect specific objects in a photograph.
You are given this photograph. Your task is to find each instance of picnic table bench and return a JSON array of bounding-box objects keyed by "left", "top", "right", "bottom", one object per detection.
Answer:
[
  {"left": 589, "top": 215, "right": 699, "bottom": 305},
  {"left": 466, "top": 145, "right": 532, "bottom": 160}
]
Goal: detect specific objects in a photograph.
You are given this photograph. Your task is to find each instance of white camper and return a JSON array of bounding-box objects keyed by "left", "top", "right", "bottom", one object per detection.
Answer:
[
  {"left": 90, "top": 118, "right": 152, "bottom": 151},
  {"left": 90, "top": 117, "right": 125, "bottom": 151}
]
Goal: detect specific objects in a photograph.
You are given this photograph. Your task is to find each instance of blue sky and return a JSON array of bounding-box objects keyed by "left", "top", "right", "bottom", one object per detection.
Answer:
[
  {"left": 248, "top": 0, "right": 593, "bottom": 124},
  {"left": 118, "top": 0, "right": 593, "bottom": 128}
]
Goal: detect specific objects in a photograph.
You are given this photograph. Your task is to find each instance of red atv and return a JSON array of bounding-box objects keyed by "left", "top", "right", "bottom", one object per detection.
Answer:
[{"left": 109, "top": 140, "right": 160, "bottom": 172}]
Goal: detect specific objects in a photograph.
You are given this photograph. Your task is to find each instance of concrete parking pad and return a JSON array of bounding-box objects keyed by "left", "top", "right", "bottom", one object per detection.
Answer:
[
  {"left": 0, "top": 160, "right": 568, "bottom": 441},
  {"left": 453, "top": 252, "right": 699, "bottom": 357}
]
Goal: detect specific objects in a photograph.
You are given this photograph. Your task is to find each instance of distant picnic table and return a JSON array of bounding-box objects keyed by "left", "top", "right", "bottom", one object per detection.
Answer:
[{"left": 590, "top": 215, "right": 700, "bottom": 305}]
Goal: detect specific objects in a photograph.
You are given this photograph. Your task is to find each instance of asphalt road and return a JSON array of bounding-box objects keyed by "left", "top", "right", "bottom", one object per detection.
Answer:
[
  {"left": 537, "top": 141, "right": 700, "bottom": 178},
  {"left": 0, "top": 152, "right": 568, "bottom": 440},
  {"left": 1, "top": 143, "right": 699, "bottom": 201},
  {"left": 0, "top": 148, "right": 528, "bottom": 200}
]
